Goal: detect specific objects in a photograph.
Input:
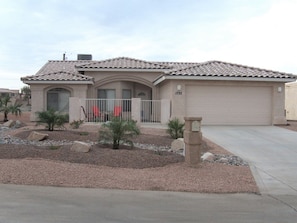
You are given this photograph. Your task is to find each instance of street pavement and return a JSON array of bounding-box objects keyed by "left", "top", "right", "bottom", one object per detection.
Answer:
[{"left": 0, "top": 184, "right": 297, "bottom": 223}]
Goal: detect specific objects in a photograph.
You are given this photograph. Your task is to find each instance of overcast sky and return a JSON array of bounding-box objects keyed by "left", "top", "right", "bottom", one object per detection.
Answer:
[{"left": 1, "top": 0, "right": 297, "bottom": 90}]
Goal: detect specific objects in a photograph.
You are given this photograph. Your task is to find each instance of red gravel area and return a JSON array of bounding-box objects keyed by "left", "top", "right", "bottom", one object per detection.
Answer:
[{"left": 0, "top": 112, "right": 259, "bottom": 193}]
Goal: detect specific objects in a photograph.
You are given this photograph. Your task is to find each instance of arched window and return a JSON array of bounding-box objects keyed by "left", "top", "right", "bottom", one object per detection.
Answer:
[{"left": 47, "top": 88, "right": 70, "bottom": 113}]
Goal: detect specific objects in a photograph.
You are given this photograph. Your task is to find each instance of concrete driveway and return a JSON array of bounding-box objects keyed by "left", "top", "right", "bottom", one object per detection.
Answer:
[{"left": 202, "top": 126, "right": 297, "bottom": 209}]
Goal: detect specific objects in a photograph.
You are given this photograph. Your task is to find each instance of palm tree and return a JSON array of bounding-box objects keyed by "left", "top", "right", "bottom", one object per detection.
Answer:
[
  {"left": 98, "top": 117, "right": 140, "bottom": 149},
  {"left": 0, "top": 95, "right": 22, "bottom": 122},
  {"left": 21, "top": 85, "right": 31, "bottom": 105}
]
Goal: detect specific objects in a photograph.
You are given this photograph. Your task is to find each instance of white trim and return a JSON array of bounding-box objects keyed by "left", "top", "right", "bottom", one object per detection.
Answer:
[
  {"left": 153, "top": 76, "right": 166, "bottom": 85},
  {"left": 153, "top": 75, "right": 296, "bottom": 85}
]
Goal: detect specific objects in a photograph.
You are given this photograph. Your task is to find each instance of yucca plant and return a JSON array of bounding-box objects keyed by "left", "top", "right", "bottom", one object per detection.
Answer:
[
  {"left": 36, "top": 109, "right": 69, "bottom": 131},
  {"left": 166, "top": 118, "right": 184, "bottom": 139},
  {"left": 98, "top": 117, "right": 140, "bottom": 149}
]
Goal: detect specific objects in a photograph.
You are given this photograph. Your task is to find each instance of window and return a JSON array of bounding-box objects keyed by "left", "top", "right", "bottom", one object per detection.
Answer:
[
  {"left": 98, "top": 89, "right": 115, "bottom": 112},
  {"left": 47, "top": 88, "right": 70, "bottom": 113},
  {"left": 122, "top": 89, "right": 131, "bottom": 112}
]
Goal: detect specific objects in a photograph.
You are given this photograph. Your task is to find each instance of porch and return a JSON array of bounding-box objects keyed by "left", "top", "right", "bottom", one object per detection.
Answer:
[{"left": 69, "top": 98, "right": 171, "bottom": 125}]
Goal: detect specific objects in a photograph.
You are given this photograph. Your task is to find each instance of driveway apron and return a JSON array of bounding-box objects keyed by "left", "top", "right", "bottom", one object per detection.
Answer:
[{"left": 202, "top": 126, "right": 297, "bottom": 209}]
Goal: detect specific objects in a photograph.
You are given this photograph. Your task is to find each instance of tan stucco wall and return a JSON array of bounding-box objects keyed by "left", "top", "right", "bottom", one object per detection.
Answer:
[
  {"left": 85, "top": 71, "right": 161, "bottom": 100},
  {"left": 30, "top": 84, "right": 89, "bottom": 121},
  {"left": 285, "top": 81, "right": 297, "bottom": 120},
  {"left": 85, "top": 71, "right": 161, "bottom": 99},
  {"left": 158, "top": 80, "right": 287, "bottom": 125}
]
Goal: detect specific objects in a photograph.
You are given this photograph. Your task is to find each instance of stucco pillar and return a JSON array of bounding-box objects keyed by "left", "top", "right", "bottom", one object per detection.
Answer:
[
  {"left": 161, "top": 99, "right": 171, "bottom": 124},
  {"left": 30, "top": 85, "right": 44, "bottom": 121},
  {"left": 131, "top": 98, "right": 141, "bottom": 124},
  {"left": 273, "top": 84, "right": 287, "bottom": 125},
  {"left": 69, "top": 97, "right": 81, "bottom": 123},
  {"left": 184, "top": 117, "right": 202, "bottom": 167}
]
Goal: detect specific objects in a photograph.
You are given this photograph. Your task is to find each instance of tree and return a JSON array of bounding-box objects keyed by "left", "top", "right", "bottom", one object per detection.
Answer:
[
  {"left": 36, "top": 109, "right": 69, "bottom": 131},
  {"left": 0, "top": 95, "right": 22, "bottom": 122},
  {"left": 21, "top": 85, "right": 31, "bottom": 105},
  {"left": 166, "top": 118, "right": 184, "bottom": 139},
  {"left": 98, "top": 117, "right": 140, "bottom": 149}
]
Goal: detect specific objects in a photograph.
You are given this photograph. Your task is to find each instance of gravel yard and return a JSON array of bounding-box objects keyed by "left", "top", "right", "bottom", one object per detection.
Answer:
[{"left": 0, "top": 112, "right": 259, "bottom": 193}]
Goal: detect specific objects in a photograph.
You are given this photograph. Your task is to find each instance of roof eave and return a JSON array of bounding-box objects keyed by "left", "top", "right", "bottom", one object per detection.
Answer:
[
  {"left": 153, "top": 75, "right": 297, "bottom": 85},
  {"left": 22, "top": 80, "right": 94, "bottom": 85}
]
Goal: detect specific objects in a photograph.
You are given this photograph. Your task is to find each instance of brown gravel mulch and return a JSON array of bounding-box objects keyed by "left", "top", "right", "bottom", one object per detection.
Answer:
[{"left": 0, "top": 112, "right": 259, "bottom": 193}]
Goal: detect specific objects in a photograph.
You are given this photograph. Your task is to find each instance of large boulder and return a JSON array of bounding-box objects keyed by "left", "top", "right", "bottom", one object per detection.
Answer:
[
  {"left": 2, "top": 120, "right": 16, "bottom": 128},
  {"left": 171, "top": 138, "right": 184, "bottom": 152},
  {"left": 70, "top": 141, "right": 91, "bottom": 153},
  {"left": 27, "top": 131, "right": 49, "bottom": 141}
]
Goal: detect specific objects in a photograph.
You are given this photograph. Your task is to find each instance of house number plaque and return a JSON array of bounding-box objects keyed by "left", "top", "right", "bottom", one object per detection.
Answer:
[{"left": 191, "top": 121, "right": 200, "bottom": 132}]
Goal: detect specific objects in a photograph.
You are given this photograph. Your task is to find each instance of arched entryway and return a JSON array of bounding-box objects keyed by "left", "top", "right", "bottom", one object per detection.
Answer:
[{"left": 47, "top": 88, "right": 70, "bottom": 113}]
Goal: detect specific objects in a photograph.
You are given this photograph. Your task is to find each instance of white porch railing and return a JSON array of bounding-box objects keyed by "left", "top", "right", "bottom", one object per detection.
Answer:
[
  {"left": 69, "top": 97, "right": 170, "bottom": 124},
  {"left": 81, "top": 99, "right": 132, "bottom": 122},
  {"left": 141, "top": 100, "right": 161, "bottom": 123}
]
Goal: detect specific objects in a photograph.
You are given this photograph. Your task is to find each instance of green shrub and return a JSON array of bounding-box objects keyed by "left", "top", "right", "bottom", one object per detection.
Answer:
[
  {"left": 70, "top": 120, "right": 84, "bottom": 129},
  {"left": 79, "top": 132, "right": 89, "bottom": 136},
  {"left": 49, "top": 145, "right": 60, "bottom": 150},
  {"left": 166, "top": 118, "right": 184, "bottom": 139},
  {"left": 0, "top": 95, "right": 22, "bottom": 122},
  {"left": 98, "top": 117, "right": 140, "bottom": 149},
  {"left": 36, "top": 109, "right": 69, "bottom": 131}
]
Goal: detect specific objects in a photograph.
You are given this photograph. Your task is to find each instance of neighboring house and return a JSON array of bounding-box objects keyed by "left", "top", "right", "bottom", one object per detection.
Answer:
[
  {"left": 21, "top": 55, "right": 296, "bottom": 125},
  {"left": 285, "top": 81, "right": 297, "bottom": 120},
  {"left": 0, "top": 88, "right": 19, "bottom": 98}
]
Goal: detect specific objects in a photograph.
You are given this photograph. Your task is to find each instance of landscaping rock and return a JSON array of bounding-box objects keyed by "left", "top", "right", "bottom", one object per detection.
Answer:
[
  {"left": 218, "top": 157, "right": 229, "bottom": 164},
  {"left": 201, "top": 152, "right": 215, "bottom": 162},
  {"left": 171, "top": 138, "right": 184, "bottom": 152},
  {"left": 3, "top": 120, "right": 16, "bottom": 128},
  {"left": 70, "top": 141, "right": 91, "bottom": 153},
  {"left": 14, "top": 120, "right": 22, "bottom": 128},
  {"left": 27, "top": 131, "right": 49, "bottom": 141}
]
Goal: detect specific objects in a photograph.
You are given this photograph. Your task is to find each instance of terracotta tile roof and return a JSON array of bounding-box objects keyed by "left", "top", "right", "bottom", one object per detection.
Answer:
[
  {"left": 21, "top": 60, "right": 94, "bottom": 83},
  {"left": 76, "top": 57, "right": 170, "bottom": 70},
  {"left": 156, "top": 61, "right": 200, "bottom": 70},
  {"left": 21, "top": 57, "right": 296, "bottom": 84},
  {"left": 165, "top": 60, "right": 296, "bottom": 80},
  {"left": 37, "top": 60, "right": 89, "bottom": 75},
  {"left": 21, "top": 71, "right": 94, "bottom": 82}
]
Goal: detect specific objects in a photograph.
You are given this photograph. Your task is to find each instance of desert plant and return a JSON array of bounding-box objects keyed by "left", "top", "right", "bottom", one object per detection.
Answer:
[
  {"left": 79, "top": 132, "right": 89, "bottom": 136},
  {"left": 98, "top": 117, "right": 140, "bottom": 149},
  {"left": 166, "top": 118, "right": 184, "bottom": 139},
  {"left": 70, "top": 119, "right": 84, "bottom": 129},
  {"left": 49, "top": 145, "right": 60, "bottom": 150},
  {"left": 36, "top": 109, "right": 69, "bottom": 131},
  {"left": 21, "top": 85, "right": 31, "bottom": 105},
  {"left": 0, "top": 95, "right": 22, "bottom": 122}
]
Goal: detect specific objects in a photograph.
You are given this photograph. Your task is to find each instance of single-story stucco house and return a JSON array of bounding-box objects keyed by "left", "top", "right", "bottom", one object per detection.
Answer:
[{"left": 21, "top": 55, "right": 296, "bottom": 125}]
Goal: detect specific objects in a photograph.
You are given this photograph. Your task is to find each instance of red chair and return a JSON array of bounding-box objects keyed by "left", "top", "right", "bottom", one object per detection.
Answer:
[
  {"left": 92, "top": 106, "right": 100, "bottom": 117},
  {"left": 113, "top": 106, "right": 122, "bottom": 117}
]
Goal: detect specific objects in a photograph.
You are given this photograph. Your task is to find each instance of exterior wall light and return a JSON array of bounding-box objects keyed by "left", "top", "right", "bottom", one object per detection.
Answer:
[
  {"left": 278, "top": 87, "right": 282, "bottom": 93},
  {"left": 175, "top": 85, "right": 182, "bottom": 95}
]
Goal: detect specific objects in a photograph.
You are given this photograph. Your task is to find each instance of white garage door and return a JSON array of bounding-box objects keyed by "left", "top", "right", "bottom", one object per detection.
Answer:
[{"left": 186, "top": 85, "right": 272, "bottom": 125}]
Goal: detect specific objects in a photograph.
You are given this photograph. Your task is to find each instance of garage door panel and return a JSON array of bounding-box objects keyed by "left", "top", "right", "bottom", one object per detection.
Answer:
[{"left": 186, "top": 86, "right": 272, "bottom": 125}]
